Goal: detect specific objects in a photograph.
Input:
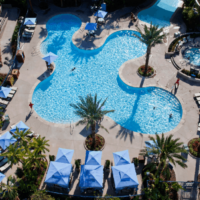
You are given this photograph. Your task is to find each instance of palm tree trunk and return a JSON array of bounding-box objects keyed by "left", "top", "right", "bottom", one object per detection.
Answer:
[
  {"left": 91, "top": 122, "right": 96, "bottom": 147},
  {"left": 28, "top": 0, "right": 34, "bottom": 14},
  {"left": 144, "top": 46, "right": 151, "bottom": 75}
]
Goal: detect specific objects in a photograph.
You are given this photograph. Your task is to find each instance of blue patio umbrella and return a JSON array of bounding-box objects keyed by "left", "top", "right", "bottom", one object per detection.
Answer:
[
  {"left": 10, "top": 121, "right": 29, "bottom": 134},
  {"left": 45, "top": 161, "right": 72, "bottom": 188},
  {"left": 113, "top": 150, "right": 131, "bottom": 166},
  {"left": 0, "top": 172, "right": 5, "bottom": 182},
  {"left": 24, "top": 18, "right": 36, "bottom": 25},
  {"left": 0, "top": 86, "right": 11, "bottom": 98},
  {"left": 55, "top": 148, "right": 74, "bottom": 164},
  {"left": 94, "top": 10, "right": 107, "bottom": 18},
  {"left": 0, "top": 131, "right": 17, "bottom": 150},
  {"left": 112, "top": 163, "right": 139, "bottom": 191},
  {"left": 85, "top": 150, "right": 102, "bottom": 165},
  {"left": 79, "top": 165, "right": 103, "bottom": 189},
  {"left": 42, "top": 52, "right": 58, "bottom": 65},
  {"left": 85, "top": 23, "right": 97, "bottom": 31}
]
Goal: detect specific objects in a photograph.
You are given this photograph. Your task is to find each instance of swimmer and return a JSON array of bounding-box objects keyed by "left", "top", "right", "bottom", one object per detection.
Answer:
[
  {"left": 153, "top": 107, "right": 156, "bottom": 109},
  {"left": 169, "top": 114, "right": 173, "bottom": 118},
  {"left": 71, "top": 67, "right": 76, "bottom": 71}
]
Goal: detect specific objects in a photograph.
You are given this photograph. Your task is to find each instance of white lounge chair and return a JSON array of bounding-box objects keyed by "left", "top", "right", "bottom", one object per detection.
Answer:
[
  {"left": 25, "top": 29, "right": 34, "bottom": 33},
  {"left": 198, "top": 127, "right": 200, "bottom": 132},
  {"left": 174, "top": 31, "right": 180, "bottom": 37},
  {"left": 27, "top": 130, "right": 34, "bottom": 137},
  {"left": 25, "top": 24, "right": 36, "bottom": 29},
  {"left": 0, "top": 99, "right": 9, "bottom": 105},
  {"left": 0, "top": 162, "right": 11, "bottom": 172},
  {"left": 2, "top": 94, "right": 13, "bottom": 99},
  {"left": 196, "top": 97, "right": 200, "bottom": 101},
  {"left": 194, "top": 93, "right": 200, "bottom": 97},
  {"left": 9, "top": 90, "right": 16, "bottom": 95},
  {"left": 33, "top": 134, "right": 40, "bottom": 139},
  {"left": 11, "top": 87, "right": 18, "bottom": 91}
]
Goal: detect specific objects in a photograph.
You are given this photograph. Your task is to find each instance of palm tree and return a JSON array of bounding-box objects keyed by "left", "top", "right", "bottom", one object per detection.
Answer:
[
  {"left": 30, "top": 136, "right": 49, "bottom": 155},
  {"left": 70, "top": 94, "right": 115, "bottom": 146},
  {"left": 30, "top": 190, "right": 55, "bottom": 200},
  {"left": 133, "top": 22, "right": 166, "bottom": 75},
  {"left": 1, "top": 143, "right": 23, "bottom": 167},
  {"left": 0, "top": 175, "right": 21, "bottom": 200},
  {"left": 141, "top": 133, "right": 187, "bottom": 179}
]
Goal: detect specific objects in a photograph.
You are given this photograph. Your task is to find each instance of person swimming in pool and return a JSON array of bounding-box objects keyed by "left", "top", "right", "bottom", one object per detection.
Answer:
[
  {"left": 169, "top": 114, "right": 173, "bottom": 118},
  {"left": 71, "top": 67, "right": 76, "bottom": 71}
]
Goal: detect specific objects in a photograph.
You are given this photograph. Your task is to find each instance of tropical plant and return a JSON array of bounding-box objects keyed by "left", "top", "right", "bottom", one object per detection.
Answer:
[
  {"left": 0, "top": 175, "right": 21, "bottom": 200},
  {"left": 133, "top": 22, "right": 165, "bottom": 76},
  {"left": 30, "top": 190, "right": 55, "bottom": 200},
  {"left": 70, "top": 93, "right": 114, "bottom": 146},
  {"left": 105, "top": 160, "right": 110, "bottom": 169},
  {"left": 140, "top": 133, "right": 187, "bottom": 179}
]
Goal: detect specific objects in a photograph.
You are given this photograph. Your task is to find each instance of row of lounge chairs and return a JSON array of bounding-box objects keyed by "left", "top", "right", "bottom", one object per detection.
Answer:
[
  {"left": 0, "top": 87, "right": 18, "bottom": 108},
  {"left": 194, "top": 93, "right": 200, "bottom": 132}
]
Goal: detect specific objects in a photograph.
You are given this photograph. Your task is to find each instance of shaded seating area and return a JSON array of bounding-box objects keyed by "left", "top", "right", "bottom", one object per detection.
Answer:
[
  {"left": 94, "top": 10, "right": 107, "bottom": 25},
  {"left": 45, "top": 148, "right": 74, "bottom": 193},
  {"left": 85, "top": 23, "right": 97, "bottom": 37},
  {"left": 112, "top": 163, "right": 139, "bottom": 194},
  {"left": 42, "top": 52, "right": 58, "bottom": 71},
  {"left": 79, "top": 164, "right": 104, "bottom": 194},
  {"left": 22, "top": 18, "right": 37, "bottom": 39},
  {"left": 45, "top": 161, "right": 73, "bottom": 193},
  {"left": 79, "top": 150, "right": 103, "bottom": 194},
  {"left": 111, "top": 150, "right": 139, "bottom": 194}
]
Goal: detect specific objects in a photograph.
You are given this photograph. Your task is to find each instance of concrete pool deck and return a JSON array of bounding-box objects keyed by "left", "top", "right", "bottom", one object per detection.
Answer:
[{"left": 1, "top": 2, "right": 200, "bottom": 197}]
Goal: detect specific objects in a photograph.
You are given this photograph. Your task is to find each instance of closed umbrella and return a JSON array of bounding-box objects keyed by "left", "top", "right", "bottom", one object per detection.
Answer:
[
  {"left": 0, "top": 131, "right": 17, "bottom": 150},
  {"left": 85, "top": 150, "right": 102, "bottom": 165},
  {"left": 94, "top": 10, "right": 107, "bottom": 18},
  {"left": 113, "top": 150, "right": 131, "bottom": 166},
  {"left": 0, "top": 87, "right": 11, "bottom": 98},
  {"left": 55, "top": 148, "right": 74, "bottom": 164},
  {"left": 112, "top": 163, "right": 139, "bottom": 192},
  {"left": 85, "top": 23, "right": 97, "bottom": 31},
  {"left": 10, "top": 121, "right": 29, "bottom": 134},
  {"left": 42, "top": 52, "right": 58, "bottom": 65}
]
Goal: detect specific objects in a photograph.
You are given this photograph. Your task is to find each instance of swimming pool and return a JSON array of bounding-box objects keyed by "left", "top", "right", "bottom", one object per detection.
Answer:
[
  {"left": 32, "top": 14, "right": 182, "bottom": 134},
  {"left": 138, "top": 0, "right": 180, "bottom": 27},
  {"left": 183, "top": 47, "right": 200, "bottom": 66}
]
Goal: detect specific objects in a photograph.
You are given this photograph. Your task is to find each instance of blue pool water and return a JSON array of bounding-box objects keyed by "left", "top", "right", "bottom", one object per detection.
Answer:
[
  {"left": 183, "top": 47, "right": 200, "bottom": 66},
  {"left": 32, "top": 14, "right": 182, "bottom": 134},
  {"left": 138, "top": 0, "right": 180, "bottom": 27}
]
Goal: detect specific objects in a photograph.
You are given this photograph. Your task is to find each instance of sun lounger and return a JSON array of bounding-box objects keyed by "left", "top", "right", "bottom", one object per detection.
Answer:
[
  {"left": 174, "top": 31, "right": 180, "bottom": 37},
  {"left": 10, "top": 87, "right": 17, "bottom": 91},
  {"left": 196, "top": 97, "right": 200, "bottom": 101},
  {"left": 194, "top": 93, "right": 200, "bottom": 97},
  {"left": 27, "top": 130, "right": 34, "bottom": 137},
  {"left": 33, "top": 134, "right": 40, "bottom": 139},
  {"left": 1, "top": 94, "right": 13, "bottom": 99},
  {"left": 0, "top": 162, "right": 11, "bottom": 172},
  {"left": 0, "top": 99, "right": 9, "bottom": 105},
  {"left": 9, "top": 90, "right": 15, "bottom": 95},
  {"left": 198, "top": 127, "right": 200, "bottom": 131},
  {"left": 25, "top": 29, "right": 34, "bottom": 33},
  {"left": 25, "top": 24, "right": 36, "bottom": 28},
  {"left": 0, "top": 157, "right": 8, "bottom": 168}
]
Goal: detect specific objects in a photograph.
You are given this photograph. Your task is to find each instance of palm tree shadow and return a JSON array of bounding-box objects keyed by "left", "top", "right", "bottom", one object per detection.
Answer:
[{"left": 79, "top": 126, "right": 91, "bottom": 138}]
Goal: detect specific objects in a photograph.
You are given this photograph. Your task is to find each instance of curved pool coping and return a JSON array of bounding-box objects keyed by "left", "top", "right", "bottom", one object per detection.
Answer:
[{"left": 29, "top": 13, "right": 186, "bottom": 137}]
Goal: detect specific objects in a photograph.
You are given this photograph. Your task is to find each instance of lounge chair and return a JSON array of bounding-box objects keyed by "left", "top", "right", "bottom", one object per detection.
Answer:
[
  {"left": 196, "top": 97, "right": 200, "bottom": 101},
  {"left": 0, "top": 157, "right": 8, "bottom": 168},
  {"left": 0, "top": 162, "right": 11, "bottom": 172},
  {"left": 33, "top": 133, "right": 40, "bottom": 139},
  {"left": 0, "top": 99, "right": 9, "bottom": 105},
  {"left": 11, "top": 87, "right": 17, "bottom": 91},
  {"left": 174, "top": 31, "right": 180, "bottom": 37},
  {"left": 24, "top": 29, "right": 34, "bottom": 34},
  {"left": 194, "top": 93, "right": 200, "bottom": 97},
  {"left": 1, "top": 94, "right": 13, "bottom": 99},
  {"left": 198, "top": 126, "right": 200, "bottom": 132},
  {"left": 26, "top": 130, "right": 34, "bottom": 137},
  {"left": 25, "top": 24, "right": 36, "bottom": 28},
  {"left": 9, "top": 90, "right": 15, "bottom": 95}
]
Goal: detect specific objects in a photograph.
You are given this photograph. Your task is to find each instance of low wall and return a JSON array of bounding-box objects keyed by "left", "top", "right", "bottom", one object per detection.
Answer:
[{"left": 177, "top": 70, "right": 200, "bottom": 83}]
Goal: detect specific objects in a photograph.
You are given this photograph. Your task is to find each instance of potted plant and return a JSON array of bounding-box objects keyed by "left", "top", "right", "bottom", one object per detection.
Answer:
[
  {"left": 105, "top": 160, "right": 110, "bottom": 172},
  {"left": 134, "top": 158, "right": 139, "bottom": 168},
  {"left": 49, "top": 155, "right": 55, "bottom": 161},
  {"left": 75, "top": 159, "right": 81, "bottom": 172}
]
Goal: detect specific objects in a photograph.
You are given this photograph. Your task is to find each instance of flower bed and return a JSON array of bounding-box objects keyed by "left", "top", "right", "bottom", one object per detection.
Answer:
[
  {"left": 138, "top": 65, "right": 154, "bottom": 77},
  {"left": 85, "top": 134, "right": 105, "bottom": 151},
  {"left": 188, "top": 138, "right": 200, "bottom": 157}
]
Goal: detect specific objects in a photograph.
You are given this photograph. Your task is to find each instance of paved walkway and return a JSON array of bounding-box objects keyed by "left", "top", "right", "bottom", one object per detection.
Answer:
[
  {"left": 0, "top": 8, "right": 19, "bottom": 74},
  {"left": 1, "top": 2, "right": 200, "bottom": 197}
]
